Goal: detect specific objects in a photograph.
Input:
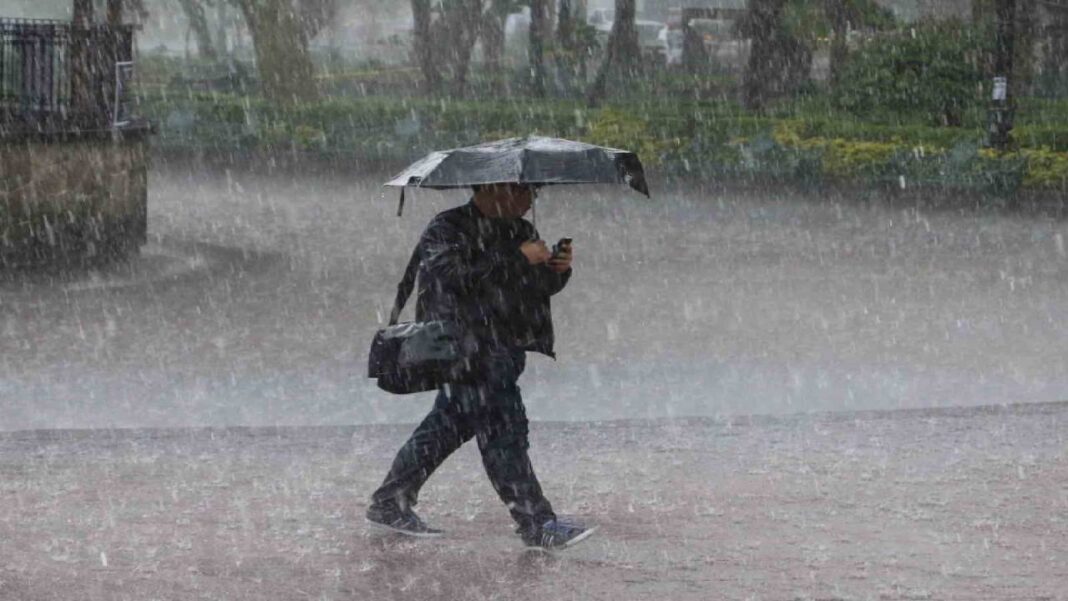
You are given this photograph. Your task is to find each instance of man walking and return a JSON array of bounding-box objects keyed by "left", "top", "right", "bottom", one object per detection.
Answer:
[{"left": 365, "top": 183, "right": 595, "bottom": 550}]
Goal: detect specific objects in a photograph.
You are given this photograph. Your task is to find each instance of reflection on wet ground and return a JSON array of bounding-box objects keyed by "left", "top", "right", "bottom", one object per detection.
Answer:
[{"left": 2, "top": 165, "right": 1068, "bottom": 430}]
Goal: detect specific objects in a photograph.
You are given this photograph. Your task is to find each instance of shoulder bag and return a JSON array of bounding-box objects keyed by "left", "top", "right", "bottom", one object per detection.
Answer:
[{"left": 367, "top": 246, "right": 466, "bottom": 394}]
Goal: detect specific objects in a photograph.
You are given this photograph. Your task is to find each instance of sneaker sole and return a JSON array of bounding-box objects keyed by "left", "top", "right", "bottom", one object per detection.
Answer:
[
  {"left": 524, "top": 526, "right": 599, "bottom": 552},
  {"left": 364, "top": 517, "right": 444, "bottom": 538},
  {"left": 563, "top": 525, "right": 598, "bottom": 548}
]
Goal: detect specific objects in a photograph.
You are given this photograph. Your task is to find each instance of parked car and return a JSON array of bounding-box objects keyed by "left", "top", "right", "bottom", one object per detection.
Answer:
[
  {"left": 636, "top": 19, "right": 667, "bottom": 60},
  {"left": 659, "top": 26, "right": 683, "bottom": 65},
  {"left": 587, "top": 8, "right": 614, "bottom": 33},
  {"left": 660, "top": 18, "right": 737, "bottom": 66}
]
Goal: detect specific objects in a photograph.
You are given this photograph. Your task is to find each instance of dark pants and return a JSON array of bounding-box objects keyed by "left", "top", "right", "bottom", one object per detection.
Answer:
[{"left": 370, "top": 351, "right": 556, "bottom": 533}]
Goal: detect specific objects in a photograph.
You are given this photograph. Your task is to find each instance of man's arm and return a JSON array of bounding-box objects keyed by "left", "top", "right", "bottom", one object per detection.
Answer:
[
  {"left": 536, "top": 259, "right": 571, "bottom": 296},
  {"left": 420, "top": 216, "right": 528, "bottom": 289}
]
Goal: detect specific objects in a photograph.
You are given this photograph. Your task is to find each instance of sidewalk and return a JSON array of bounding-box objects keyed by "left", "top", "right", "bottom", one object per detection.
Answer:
[{"left": 2, "top": 402, "right": 1066, "bottom": 600}]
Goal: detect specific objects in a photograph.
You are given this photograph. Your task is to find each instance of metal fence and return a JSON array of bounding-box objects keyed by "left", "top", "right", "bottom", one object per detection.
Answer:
[{"left": 0, "top": 17, "right": 134, "bottom": 131}]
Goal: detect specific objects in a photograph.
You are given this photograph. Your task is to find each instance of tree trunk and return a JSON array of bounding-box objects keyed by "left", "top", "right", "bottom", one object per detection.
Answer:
[
  {"left": 826, "top": 0, "right": 848, "bottom": 89},
  {"left": 555, "top": 0, "right": 575, "bottom": 92},
  {"left": 994, "top": 0, "right": 1017, "bottom": 91},
  {"left": 410, "top": 0, "right": 442, "bottom": 95},
  {"left": 1012, "top": 0, "right": 1036, "bottom": 94},
  {"left": 1049, "top": 13, "right": 1068, "bottom": 89},
  {"left": 297, "top": 0, "right": 337, "bottom": 42},
  {"left": 742, "top": 0, "right": 786, "bottom": 111},
  {"left": 234, "top": 0, "right": 318, "bottom": 104},
  {"left": 574, "top": 0, "right": 589, "bottom": 82},
  {"left": 586, "top": 0, "right": 638, "bottom": 106},
  {"left": 529, "top": 0, "right": 549, "bottom": 96},
  {"left": 989, "top": 0, "right": 1016, "bottom": 146},
  {"left": 409, "top": 0, "right": 482, "bottom": 98},
  {"left": 974, "top": 0, "right": 1034, "bottom": 88},
  {"left": 481, "top": 2, "right": 508, "bottom": 95},
  {"left": 558, "top": 0, "right": 575, "bottom": 50},
  {"left": 216, "top": 1, "right": 230, "bottom": 57},
  {"left": 612, "top": 0, "right": 640, "bottom": 66},
  {"left": 440, "top": 0, "right": 483, "bottom": 98},
  {"left": 178, "top": 0, "right": 217, "bottom": 60}
]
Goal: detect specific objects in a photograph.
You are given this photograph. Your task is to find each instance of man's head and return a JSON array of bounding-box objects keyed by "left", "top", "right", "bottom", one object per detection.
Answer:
[{"left": 472, "top": 183, "right": 538, "bottom": 219}]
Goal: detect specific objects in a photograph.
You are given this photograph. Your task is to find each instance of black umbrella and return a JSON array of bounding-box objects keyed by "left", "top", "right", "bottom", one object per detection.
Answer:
[{"left": 385, "top": 136, "right": 649, "bottom": 215}]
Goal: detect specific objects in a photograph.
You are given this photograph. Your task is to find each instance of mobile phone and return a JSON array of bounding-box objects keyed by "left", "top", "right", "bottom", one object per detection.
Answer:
[{"left": 551, "top": 237, "right": 573, "bottom": 259}]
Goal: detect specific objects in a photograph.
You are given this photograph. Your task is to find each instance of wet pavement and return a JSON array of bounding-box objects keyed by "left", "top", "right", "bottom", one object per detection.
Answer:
[
  {"left": 1, "top": 402, "right": 1065, "bottom": 600},
  {"left": 3, "top": 166, "right": 1068, "bottom": 430},
  {"left": 3, "top": 166, "right": 1068, "bottom": 599}
]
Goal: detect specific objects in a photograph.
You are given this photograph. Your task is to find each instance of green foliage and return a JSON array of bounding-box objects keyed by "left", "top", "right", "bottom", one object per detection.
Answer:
[
  {"left": 783, "top": 0, "right": 833, "bottom": 41},
  {"left": 783, "top": 0, "right": 896, "bottom": 44},
  {"left": 136, "top": 91, "right": 587, "bottom": 160},
  {"left": 1015, "top": 148, "right": 1068, "bottom": 188},
  {"left": 932, "top": 144, "right": 1029, "bottom": 194},
  {"left": 834, "top": 21, "right": 990, "bottom": 126},
  {"left": 134, "top": 85, "right": 1068, "bottom": 192},
  {"left": 734, "top": 133, "right": 824, "bottom": 182},
  {"left": 851, "top": 0, "right": 897, "bottom": 31},
  {"left": 586, "top": 109, "right": 677, "bottom": 166},
  {"left": 806, "top": 114, "right": 980, "bottom": 146},
  {"left": 811, "top": 139, "right": 901, "bottom": 178},
  {"left": 1014, "top": 125, "right": 1068, "bottom": 153}
]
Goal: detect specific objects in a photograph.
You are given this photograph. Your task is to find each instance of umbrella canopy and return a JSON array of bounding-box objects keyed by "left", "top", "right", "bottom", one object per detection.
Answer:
[{"left": 385, "top": 136, "right": 650, "bottom": 197}]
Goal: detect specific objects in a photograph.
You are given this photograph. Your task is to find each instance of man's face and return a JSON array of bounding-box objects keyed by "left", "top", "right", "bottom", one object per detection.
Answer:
[{"left": 483, "top": 184, "right": 536, "bottom": 218}]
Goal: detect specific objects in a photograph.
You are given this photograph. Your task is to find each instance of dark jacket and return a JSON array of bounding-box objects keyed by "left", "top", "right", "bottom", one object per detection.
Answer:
[{"left": 414, "top": 201, "right": 570, "bottom": 358}]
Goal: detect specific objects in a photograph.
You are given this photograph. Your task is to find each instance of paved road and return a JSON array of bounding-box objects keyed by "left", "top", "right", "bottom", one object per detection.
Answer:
[
  {"left": 1, "top": 402, "right": 1065, "bottom": 600},
  {"left": 2, "top": 166, "right": 1068, "bottom": 430}
]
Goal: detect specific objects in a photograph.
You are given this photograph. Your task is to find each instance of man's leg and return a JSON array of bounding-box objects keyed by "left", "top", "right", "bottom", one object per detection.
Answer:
[
  {"left": 474, "top": 354, "right": 556, "bottom": 534},
  {"left": 370, "top": 388, "right": 475, "bottom": 511}
]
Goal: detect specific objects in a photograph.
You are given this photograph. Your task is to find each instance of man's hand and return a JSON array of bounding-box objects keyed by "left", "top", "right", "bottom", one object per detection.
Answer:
[
  {"left": 548, "top": 243, "right": 572, "bottom": 273},
  {"left": 520, "top": 240, "right": 553, "bottom": 265}
]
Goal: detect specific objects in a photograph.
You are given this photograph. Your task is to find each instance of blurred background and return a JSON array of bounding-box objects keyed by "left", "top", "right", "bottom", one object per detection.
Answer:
[
  {"left": 3, "top": 0, "right": 1068, "bottom": 430},
  {"left": 5, "top": 0, "right": 1068, "bottom": 183}
]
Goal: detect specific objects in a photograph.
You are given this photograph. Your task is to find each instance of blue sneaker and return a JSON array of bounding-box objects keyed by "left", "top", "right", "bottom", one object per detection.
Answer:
[
  {"left": 521, "top": 518, "right": 597, "bottom": 550},
  {"left": 365, "top": 503, "right": 443, "bottom": 538}
]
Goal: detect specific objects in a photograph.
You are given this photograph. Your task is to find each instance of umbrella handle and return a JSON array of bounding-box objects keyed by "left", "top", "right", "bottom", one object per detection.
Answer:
[{"left": 397, "top": 188, "right": 406, "bottom": 217}]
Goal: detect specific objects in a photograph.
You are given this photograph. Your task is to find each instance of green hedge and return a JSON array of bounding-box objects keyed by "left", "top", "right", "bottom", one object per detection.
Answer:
[
  {"left": 138, "top": 91, "right": 588, "bottom": 160},
  {"left": 135, "top": 90, "right": 1068, "bottom": 192},
  {"left": 833, "top": 21, "right": 989, "bottom": 126}
]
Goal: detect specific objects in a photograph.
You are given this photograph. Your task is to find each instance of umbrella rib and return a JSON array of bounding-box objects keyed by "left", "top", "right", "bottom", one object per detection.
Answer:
[{"left": 518, "top": 146, "right": 529, "bottom": 185}]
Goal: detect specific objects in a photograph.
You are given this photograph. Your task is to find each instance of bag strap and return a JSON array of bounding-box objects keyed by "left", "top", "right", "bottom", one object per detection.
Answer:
[{"left": 389, "top": 244, "right": 422, "bottom": 325}]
